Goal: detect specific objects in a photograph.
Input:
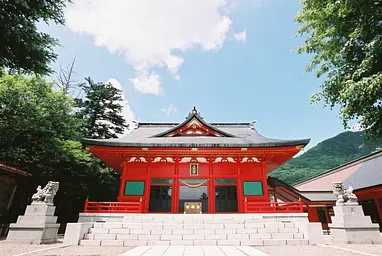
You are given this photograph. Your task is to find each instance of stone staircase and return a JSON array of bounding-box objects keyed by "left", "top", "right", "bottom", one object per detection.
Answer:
[{"left": 78, "top": 214, "right": 310, "bottom": 246}]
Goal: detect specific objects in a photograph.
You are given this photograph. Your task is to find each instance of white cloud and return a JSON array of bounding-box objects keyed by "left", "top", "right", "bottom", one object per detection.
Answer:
[
  {"left": 128, "top": 73, "right": 162, "bottom": 95},
  {"left": 106, "top": 78, "right": 136, "bottom": 135},
  {"left": 65, "top": 0, "right": 244, "bottom": 95},
  {"left": 234, "top": 30, "right": 247, "bottom": 42},
  {"left": 161, "top": 105, "right": 178, "bottom": 116}
]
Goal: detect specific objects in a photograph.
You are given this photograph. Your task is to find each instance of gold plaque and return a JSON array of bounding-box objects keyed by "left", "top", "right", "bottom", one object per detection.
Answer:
[
  {"left": 184, "top": 202, "right": 202, "bottom": 214},
  {"left": 190, "top": 163, "right": 198, "bottom": 176}
]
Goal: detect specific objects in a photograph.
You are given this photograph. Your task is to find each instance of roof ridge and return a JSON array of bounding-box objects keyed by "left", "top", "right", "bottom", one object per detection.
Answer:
[
  {"left": 138, "top": 122, "right": 252, "bottom": 126},
  {"left": 150, "top": 111, "right": 237, "bottom": 138}
]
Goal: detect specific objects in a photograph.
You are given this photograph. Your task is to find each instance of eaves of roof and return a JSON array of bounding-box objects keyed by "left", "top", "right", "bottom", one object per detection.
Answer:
[
  {"left": 81, "top": 138, "right": 311, "bottom": 148},
  {"left": 0, "top": 163, "right": 32, "bottom": 177}
]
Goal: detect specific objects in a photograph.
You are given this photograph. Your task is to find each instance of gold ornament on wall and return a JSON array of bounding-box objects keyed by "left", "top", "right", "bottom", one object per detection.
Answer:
[{"left": 190, "top": 163, "right": 198, "bottom": 176}]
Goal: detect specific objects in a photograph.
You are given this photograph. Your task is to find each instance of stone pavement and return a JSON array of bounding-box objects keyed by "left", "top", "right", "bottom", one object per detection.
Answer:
[
  {"left": 2, "top": 242, "right": 382, "bottom": 256},
  {"left": 120, "top": 246, "right": 269, "bottom": 256}
]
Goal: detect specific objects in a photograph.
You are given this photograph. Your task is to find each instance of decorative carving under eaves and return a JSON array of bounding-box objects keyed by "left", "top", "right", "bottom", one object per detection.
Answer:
[
  {"left": 179, "top": 157, "right": 208, "bottom": 163},
  {"left": 241, "top": 157, "right": 261, "bottom": 163},
  {"left": 213, "top": 157, "right": 236, "bottom": 163},
  {"left": 128, "top": 156, "right": 147, "bottom": 163},
  {"left": 152, "top": 157, "right": 175, "bottom": 163}
]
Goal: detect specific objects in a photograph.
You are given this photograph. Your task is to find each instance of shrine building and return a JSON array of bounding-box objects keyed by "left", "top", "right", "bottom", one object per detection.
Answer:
[{"left": 81, "top": 107, "right": 310, "bottom": 214}]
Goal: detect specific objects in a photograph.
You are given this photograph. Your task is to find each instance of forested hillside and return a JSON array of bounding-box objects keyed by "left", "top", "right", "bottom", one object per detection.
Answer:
[{"left": 271, "top": 132, "right": 382, "bottom": 185}]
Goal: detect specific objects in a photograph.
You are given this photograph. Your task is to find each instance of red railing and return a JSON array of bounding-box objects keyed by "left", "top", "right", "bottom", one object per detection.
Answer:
[
  {"left": 84, "top": 198, "right": 143, "bottom": 213},
  {"left": 244, "top": 197, "right": 303, "bottom": 213}
]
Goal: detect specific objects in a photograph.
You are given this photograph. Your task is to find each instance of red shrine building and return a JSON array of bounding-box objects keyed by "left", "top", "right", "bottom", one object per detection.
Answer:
[{"left": 82, "top": 108, "right": 310, "bottom": 214}]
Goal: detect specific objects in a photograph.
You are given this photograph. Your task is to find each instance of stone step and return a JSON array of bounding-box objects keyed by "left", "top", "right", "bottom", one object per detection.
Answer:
[
  {"left": 92, "top": 221, "right": 296, "bottom": 229},
  {"left": 83, "top": 232, "right": 304, "bottom": 240},
  {"left": 87, "top": 226, "right": 300, "bottom": 236},
  {"left": 119, "top": 218, "right": 300, "bottom": 224},
  {"left": 79, "top": 238, "right": 309, "bottom": 247},
  {"left": 93, "top": 220, "right": 295, "bottom": 228},
  {"left": 120, "top": 213, "right": 307, "bottom": 219},
  {"left": 78, "top": 213, "right": 309, "bottom": 224}
]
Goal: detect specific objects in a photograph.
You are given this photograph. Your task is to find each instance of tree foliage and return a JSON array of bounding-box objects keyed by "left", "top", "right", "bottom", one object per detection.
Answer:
[
  {"left": 0, "top": 0, "right": 70, "bottom": 75},
  {"left": 296, "top": 0, "right": 382, "bottom": 140},
  {"left": 76, "top": 77, "right": 128, "bottom": 139},
  {"left": 271, "top": 131, "right": 382, "bottom": 184},
  {"left": 0, "top": 74, "right": 81, "bottom": 168},
  {"left": 0, "top": 75, "right": 120, "bottom": 226}
]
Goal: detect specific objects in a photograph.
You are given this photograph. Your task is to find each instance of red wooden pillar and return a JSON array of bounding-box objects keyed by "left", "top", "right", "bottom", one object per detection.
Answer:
[
  {"left": 374, "top": 197, "right": 382, "bottom": 223},
  {"left": 324, "top": 206, "right": 331, "bottom": 223},
  {"left": 172, "top": 155, "right": 180, "bottom": 213},
  {"left": 143, "top": 155, "right": 152, "bottom": 213},
  {"left": 208, "top": 155, "right": 214, "bottom": 213},
  {"left": 237, "top": 159, "right": 244, "bottom": 213},
  {"left": 236, "top": 156, "right": 243, "bottom": 213},
  {"left": 83, "top": 198, "right": 89, "bottom": 212},
  {"left": 307, "top": 206, "right": 319, "bottom": 222},
  {"left": 118, "top": 161, "right": 128, "bottom": 201},
  {"left": 208, "top": 177, "right": 214, "bottom": 213},
  {"left": 262, "top": 162, "right": 270, "bottom": 202},
  {"left": 298, "top": 198, "right": 303, "bottom": 212}
]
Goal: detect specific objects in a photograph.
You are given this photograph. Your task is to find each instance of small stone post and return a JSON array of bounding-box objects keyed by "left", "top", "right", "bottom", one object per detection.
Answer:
[
  {"left": 330, "top": 182, "right": 382, "bottom": 244},
  {"left": 6, "top": 181, "right": 60, "bottom": 244}
]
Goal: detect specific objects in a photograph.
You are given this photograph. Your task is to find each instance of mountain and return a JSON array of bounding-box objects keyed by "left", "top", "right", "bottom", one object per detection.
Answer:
[{"left": 270, "top": 131, "right": 382, "bottom": 185}]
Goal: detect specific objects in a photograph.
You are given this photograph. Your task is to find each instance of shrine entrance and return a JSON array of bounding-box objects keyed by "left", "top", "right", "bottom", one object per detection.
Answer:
[
  {"left": 178, "top": 179, "right": 208, "bottom": 213},
  {"left": 147, "top": 178, "right": 240, "bottom": 213}
]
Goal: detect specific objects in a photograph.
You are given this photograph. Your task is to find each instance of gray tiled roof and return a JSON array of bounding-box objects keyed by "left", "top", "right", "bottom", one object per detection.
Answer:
[
  {"left": 299, "top": 191, "right": 336, "bottom": 202},
  {"left": 294, "top": 150, "right": 382, "bottom": 191},
  {"left": 268, "top": 177, "right": 335, "bottom": 202},
  {"left": 344, "top": 152, "right": 382, "bottom": 190},
  {"left": 82, "top": 123, "right": 310, "bottom": 148}
]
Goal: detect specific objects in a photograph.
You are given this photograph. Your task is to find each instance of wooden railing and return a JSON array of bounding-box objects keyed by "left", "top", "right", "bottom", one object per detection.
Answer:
[
  {"left": 83, "top": 198, "right": 143, "bottom": 213},
  {"left": 244, "top": 197, "right": 303, "bottom": 213}
]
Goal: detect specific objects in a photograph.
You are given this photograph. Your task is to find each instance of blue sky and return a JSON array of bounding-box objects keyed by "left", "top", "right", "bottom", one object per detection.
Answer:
[{"left": 41, "top": 0, "right": 348, "bottom": 151}]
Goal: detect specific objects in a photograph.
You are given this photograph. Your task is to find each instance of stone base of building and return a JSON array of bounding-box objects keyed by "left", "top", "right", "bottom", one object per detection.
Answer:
[
  {"left": 65, "top": 213, "right": 325, "bottom": 246},
  {"left": 78, "top": 212, "right": 126, "bottom": 223},
  {"left": 329, "top": 205, "right": 382, "bottom": 244},
  {"left": 6, "top": 203, "right": 60, "bottom": 244}
]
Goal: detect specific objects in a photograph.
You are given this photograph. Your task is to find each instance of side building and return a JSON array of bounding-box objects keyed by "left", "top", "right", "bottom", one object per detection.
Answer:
[
  {"left": 0, "top": 163, "right": 31, "bottom": 237},
  {"left": 295, "top": 150, "right": 382, "bottom": 231}
]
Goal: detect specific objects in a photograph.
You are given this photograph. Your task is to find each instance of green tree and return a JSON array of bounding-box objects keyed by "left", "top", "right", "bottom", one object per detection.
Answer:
[
  {"left": 0, "top": 0, "right": 70, "bottom": 75},
  {"left": 296, "top": 0, "right": 382, "bottom": 140},
  {"left": 0, "top": 74, "right": 81, "bottom": 168},
  {"left": 76, "top": 77, "right": 128, "bottom": 139},
  {"left": 74, "top": 77, "right": 128, "bottom": 205},
  {"left": 0, "top": 74, "right": 120, "bottom": 225},
  {"left": 0, "top": 74, "right": 84, "bottom": 220},
  {"left": 0, "top": 74, "right": 122, "bottom": 227}
]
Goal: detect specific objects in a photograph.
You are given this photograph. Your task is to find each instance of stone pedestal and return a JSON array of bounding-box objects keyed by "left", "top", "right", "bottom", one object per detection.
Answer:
[
  {"left": 329, "top": 205, "right": 382, "bottom": 244},
  {"left": 6, "top": 203, "right": 60, "bottom": 244}
]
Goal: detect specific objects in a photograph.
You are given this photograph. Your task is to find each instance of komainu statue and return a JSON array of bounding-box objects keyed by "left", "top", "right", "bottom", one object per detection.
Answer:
[
  {"left": 31, "top": 181, "right": 60, "bottom": 205},
  {"left": 332, "top": 181, "right": 358, "bottom": 206}
]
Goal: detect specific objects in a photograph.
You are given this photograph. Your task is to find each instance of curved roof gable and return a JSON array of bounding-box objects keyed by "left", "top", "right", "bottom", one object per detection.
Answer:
[
  {"left": 151, "top": 107, "right": 236, "bottom": 138},
  {"left": 81, "top": 107, "right": 311, "bottom": 148}
]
